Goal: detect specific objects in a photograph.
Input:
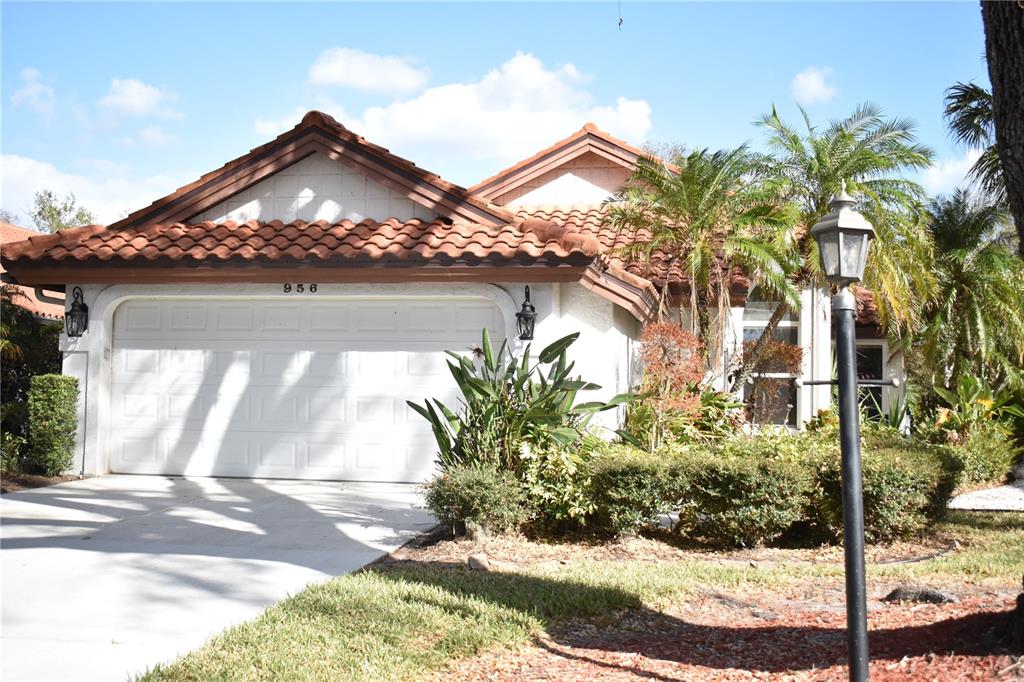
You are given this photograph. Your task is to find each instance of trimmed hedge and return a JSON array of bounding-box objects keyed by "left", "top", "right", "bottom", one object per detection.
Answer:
[
  {"left": 675, "top": 436, "right": 820, "bottom": 548},
  {"left": 585, "top": 444, "right": 683, "bottom": 536},
  {"left": 423, "top": 464, "right": 529, "bottom": 535},
  {"left": 27, "top": 374, "right": 79, "bottom": 477},
  {"left": 423, "top": 430, "right": 964, "bottom": 546},
  {"left": 577, "top": 431, "right": 961, "bottom": 547},
  {"left": 812, "top": 431, "right": 959, "bottom": 543}
]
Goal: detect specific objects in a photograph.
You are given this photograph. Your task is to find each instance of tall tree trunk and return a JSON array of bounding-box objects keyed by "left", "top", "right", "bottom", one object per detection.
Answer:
[{"left": 981, "top": 1, "right": 1024, "bottom": 256}]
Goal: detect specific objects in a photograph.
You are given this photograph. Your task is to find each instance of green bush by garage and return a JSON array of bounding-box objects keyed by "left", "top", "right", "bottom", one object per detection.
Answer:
[{"left": 26, "top": 374, "right": 79, "bottom": 477}]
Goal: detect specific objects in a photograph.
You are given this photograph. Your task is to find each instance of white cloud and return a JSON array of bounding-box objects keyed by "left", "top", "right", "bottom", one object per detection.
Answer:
[
  {"left": 11, "top": 67, "right": 56, "bottom": 115},
  {"left": 329, "top": 52, "right": 650, "bottom": 175},
  {"left": 790, "top": 67, "right": 838, "bottom": 106},
  {"left": 308, "top": 47, "right": 429, "bottom": 94},
  {"left": 922, "top": 148, "right": 983, "bottom": 197},
  {"left": 96, "top": 78, "right": 181, "bottom": 119},
  {"left": 1, "top": 154, "right": 192, "bottom": 225}
]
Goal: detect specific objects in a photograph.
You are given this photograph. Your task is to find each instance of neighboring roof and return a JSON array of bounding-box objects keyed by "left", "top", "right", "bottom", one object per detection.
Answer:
[
  {"left": 0, "top": 222, "right": 64, "bottom": 319},
  {"left": 109, "top": 110, "right": 514, "bottom": 230},
  {"left": 471, "top": 123, "right": 678, "bottom": 203}
]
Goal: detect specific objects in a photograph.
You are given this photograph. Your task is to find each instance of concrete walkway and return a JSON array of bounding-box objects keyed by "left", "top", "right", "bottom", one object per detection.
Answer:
[
  {"left": 949, "top": 483, "right": 1024, "bottom": 511},
  {"left": 1, "top": 475, "right": 433, "bottom": 681}
]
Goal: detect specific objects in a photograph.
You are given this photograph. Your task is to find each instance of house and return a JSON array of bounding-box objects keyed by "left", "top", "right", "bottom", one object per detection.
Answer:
[
  {"left": 0, "top": 111, "right": 898, "bottom": 482},
  {"left": 1, "top": 222, "right": 65, "bottom": 321}
]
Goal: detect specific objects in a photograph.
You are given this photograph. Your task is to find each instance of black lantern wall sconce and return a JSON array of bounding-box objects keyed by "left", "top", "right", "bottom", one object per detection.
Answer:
[
  {"left": 65, "top": 287, "right": 89, "bottom": 338},
  {"left": 515, "top": 286, "right": 537, "bottom": 340}
]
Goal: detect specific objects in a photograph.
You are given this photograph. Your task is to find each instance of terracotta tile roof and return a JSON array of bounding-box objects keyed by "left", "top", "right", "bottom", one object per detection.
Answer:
[
  {"left": 853, "top": 285, "right": 881, "bottom": 327},
  {"left": 471, "top": 123, "right": 678, "bottom": 202},
  {"left": 109, "top": 110, "right": 513, "bottom": 230},
  {"left": 2, "top": 217, "right": 601, "bottom": 267},
  {"left": 516, "top": 204, "right": 683, "bottom": 287},
  {"left": 0, "top": 222, "right": 64, "bottom": 319}
]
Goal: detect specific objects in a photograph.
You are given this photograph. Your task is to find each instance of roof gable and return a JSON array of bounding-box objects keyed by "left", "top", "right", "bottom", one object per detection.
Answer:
[
  {"left": 111, "top": 111, "right": 514, "bottom": 230},
  {"left": 470, "top": 123, "right": 673, "bottom": 204}
]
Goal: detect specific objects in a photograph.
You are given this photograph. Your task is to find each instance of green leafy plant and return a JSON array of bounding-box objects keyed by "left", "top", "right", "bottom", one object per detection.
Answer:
[
  {"left": 1, "top": 430, "right": 26, "bottom": 474},
  {"left": 407, "top": 330, "right": 632, "bottom": 471},
  {"left": 27, "top": 374, "right": 79, "bottom": 477},
  {"left": 863, "top": 390, "right": 910, "bottom": 432},
  {"left": 933, "top": 374, "right": 1024, "bottom": 439}
]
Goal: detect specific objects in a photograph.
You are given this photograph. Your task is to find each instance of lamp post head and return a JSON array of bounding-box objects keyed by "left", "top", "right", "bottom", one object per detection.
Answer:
[{"left": 809, "top": 181, "right": 876, "bottom": 286}]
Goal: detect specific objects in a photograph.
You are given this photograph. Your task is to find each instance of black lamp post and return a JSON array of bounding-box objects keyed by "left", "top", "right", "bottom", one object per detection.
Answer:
[
  {"left": 65, "top": 287, "right": 89, "bottom": 338},
  {"left": 516, "top": 286, "right": 537, "bottom": 340},
  {"left": 807, "top": 181, "right": 875, "bottom": 682}
]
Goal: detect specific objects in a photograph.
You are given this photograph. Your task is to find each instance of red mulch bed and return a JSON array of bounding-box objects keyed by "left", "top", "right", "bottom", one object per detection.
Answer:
[{"left": 442, "top": 595, "right": 1020, "bottom": 680}]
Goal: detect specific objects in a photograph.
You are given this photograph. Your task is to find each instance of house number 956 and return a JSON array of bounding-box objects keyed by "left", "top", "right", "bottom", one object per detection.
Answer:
[{"left": 283, "top": 283, "right": 318, "bottom": 293}]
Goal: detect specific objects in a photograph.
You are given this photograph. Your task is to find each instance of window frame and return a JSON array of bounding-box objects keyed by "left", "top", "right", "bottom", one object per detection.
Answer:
[{"left": 741, "top": 297, "right": 801, "bottom": 428}]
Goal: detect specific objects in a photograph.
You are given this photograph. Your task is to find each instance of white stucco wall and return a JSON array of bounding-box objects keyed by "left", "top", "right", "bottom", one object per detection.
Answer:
[
  {"left": 498, "top": 152, "right": 630, "bottom": 206},
  {"left": 192, "top": 153, "right": 438, "bottom": 224}
]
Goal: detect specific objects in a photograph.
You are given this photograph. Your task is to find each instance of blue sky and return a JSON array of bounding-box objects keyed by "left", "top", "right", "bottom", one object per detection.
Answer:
[{"left": 1, "top": 1, "right": 990, "bottom": 225}]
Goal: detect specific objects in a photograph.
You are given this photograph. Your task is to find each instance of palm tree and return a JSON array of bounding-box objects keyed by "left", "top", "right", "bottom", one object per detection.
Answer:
[
  {"left": 607, "top": 145, "right": 800, "bottom": 369},
  {"left": 943, "top": 82, "right": 1006, "bottom": 206},
  {"left": 741, "top": 104, "right": 936, "bottom": 377},
  {"left": 0, "top": 286, "right": 27, "bottom": 362},
  {"left": 919, "top": 189, "right": 1024, "bottom": 393}
]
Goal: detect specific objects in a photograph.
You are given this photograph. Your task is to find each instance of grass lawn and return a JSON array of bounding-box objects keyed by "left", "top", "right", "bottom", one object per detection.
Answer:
[{"left": 140, "top": 511, "right": 1023, "bottom": 681}]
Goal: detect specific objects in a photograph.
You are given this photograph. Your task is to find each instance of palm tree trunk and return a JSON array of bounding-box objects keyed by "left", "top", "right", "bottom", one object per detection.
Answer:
[
  {"left": 981, "top": 1, "right": 1024, "bottom": 255},
  {"left": 729, "top": 301, "right": 792, "bottom": 390}
]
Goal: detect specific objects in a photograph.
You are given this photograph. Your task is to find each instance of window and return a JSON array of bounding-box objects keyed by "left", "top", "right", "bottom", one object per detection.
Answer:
[
  {"left": 742, "top": 298, "right": 801, "bottom": 427},
  {"left": 856, "top": 343, "right": 885, "bottom": 418}
]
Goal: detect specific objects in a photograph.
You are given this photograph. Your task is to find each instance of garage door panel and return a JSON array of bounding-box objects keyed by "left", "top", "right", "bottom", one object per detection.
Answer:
[
  {"left": 115, "top": 299, "right": 502, "bottom": 342},
  {"left": 110, "top": 296, "right": 502, "bottom": 481}
]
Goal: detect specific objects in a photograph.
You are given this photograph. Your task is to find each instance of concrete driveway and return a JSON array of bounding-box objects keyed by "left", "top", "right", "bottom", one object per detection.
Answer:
[{"left": 1, "top": 475, "right": 433, "bottom": 681}]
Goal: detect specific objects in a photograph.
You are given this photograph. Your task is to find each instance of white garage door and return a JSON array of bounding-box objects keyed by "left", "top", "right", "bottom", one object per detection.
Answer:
[{"left": 109, "top": 297, "right": 504, "bottom": 482}]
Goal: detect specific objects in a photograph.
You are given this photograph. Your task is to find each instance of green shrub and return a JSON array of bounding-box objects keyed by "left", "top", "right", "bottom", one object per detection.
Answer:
[
  {"left": 948, "top": 422, "right": 1021, "bottom": 487},
  {"left": 813, "top": 431, "right": 958, "bottom": 543},
  {"left": 675, "top": 435, "right": 819, "bottom": 548},
  {"left": 423, "top": 464, "right": 529, "bottom": 535},
  {"left": 584, "top": 444, "right": 685, "bottom": 537},
  {"left": 27, "top": 374, "right": 79, "bottom": 477},
  {"left": 520, "top": 438, "right": 599, "bottom": 530}
]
